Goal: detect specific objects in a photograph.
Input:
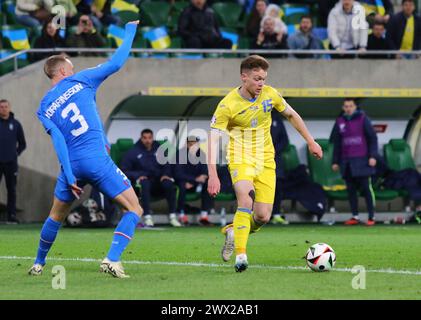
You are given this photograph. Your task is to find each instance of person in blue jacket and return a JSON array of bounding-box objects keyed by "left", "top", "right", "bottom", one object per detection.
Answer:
[
  {"left": 331, "top": 98, "right": 378, "bottom": 226},
  {"left": 120, "top": 129, "right": 180, "bottom": 228},
  {"left": 174, "top": 136, "right": 214, "bottom": 226},
  {"left": 0, "top": 99, "right": 26, "bottom": 224},
  {"left": 30, "top": 21, "right": 142, "bottom": 278}
]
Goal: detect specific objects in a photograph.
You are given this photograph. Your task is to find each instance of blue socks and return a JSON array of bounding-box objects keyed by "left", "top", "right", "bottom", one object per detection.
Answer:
[
  {"left": 35, "top": 217, "right": 61, "bottom": 266},
  {"left": 107, "top": 211, "right": 140, "bottom": 262}
]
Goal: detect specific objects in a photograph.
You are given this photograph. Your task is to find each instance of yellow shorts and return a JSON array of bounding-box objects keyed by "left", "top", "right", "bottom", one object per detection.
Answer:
[{"left": 228, "top": 164, "right": 276, "bottom": 204}]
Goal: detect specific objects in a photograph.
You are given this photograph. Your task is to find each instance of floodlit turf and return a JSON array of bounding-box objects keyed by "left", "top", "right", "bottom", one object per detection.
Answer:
[{"left": 0, "top": 223, "right": 421, "bottom": 300}]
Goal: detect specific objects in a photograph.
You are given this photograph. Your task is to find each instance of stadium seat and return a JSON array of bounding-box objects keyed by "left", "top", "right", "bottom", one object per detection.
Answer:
[
  {"left": 282, "top": 144, "right": 300, "bottom": 172},
  {"left": 281, "top": 4, "right": 310, "bottom": 25},
  {"left": 114, "top": 10, "right": 140, "bottom": 25},
  {"left": 2, "top": 0, "right": 17, "bottom": 25},
  {"left": 167, "top": 1, "right": 189, "bottom": 30},
  {"left": 110, "top": 138, "right": 134, "bottom": 166},
  {"left": 139, "top": 2, "right": 171, "bottom": 27},
  {"left": 211, "top": 2, "right": 243, "bottom": 30},
  {"left": 383, "top": 138, "right": 416, "bottom": 203},
  {"left": 384, "top": 139, "right": 416, "bottom": 171},
  {"left": 306, "top": 139, "right": 348, "bottom": 203}
]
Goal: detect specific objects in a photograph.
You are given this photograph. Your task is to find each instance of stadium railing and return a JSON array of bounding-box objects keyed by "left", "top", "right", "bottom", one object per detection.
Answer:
[{"left": 1, "top": 48, "right": 421, "bottom": 74}]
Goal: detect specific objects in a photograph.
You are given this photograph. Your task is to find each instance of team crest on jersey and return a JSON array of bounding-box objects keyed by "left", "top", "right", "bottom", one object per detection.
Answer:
[
  {"left": 232, "top": 169, "right": 238, "bottom": 178},
  {"left": 251, "top": 118, "right": 258, "bottom": 128},
  {"left": 137, "top": 154, "right": 143, "bottom": 159},
  {"left": 339, "top": 123, "right": 346, "bottom": 132},
  {"left": 9, "top": 123, "right": 14, "bottom": 131}
]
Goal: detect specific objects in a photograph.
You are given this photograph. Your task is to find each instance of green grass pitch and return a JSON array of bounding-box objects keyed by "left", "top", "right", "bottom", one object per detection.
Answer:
[{"left": 1, "top": 224, "right": 421, "bottom": 300}]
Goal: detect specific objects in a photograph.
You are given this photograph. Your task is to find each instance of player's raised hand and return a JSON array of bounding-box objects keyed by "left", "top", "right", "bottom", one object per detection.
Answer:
[
  {"left": 309, "top": 140, "right": 323, "bottom": 160},
  {"left": 208, "top": 175, "right": 221, "bottom": 197},
  {"left": 127, "top": 20, "right": 140, "bottom": 25},
  {"left": 70, "top": 183, "right": 83, "bottom": 200}
]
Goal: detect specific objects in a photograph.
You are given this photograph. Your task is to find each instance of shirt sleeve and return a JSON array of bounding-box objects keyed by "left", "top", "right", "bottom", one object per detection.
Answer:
[
  {"left": 210, "top": 101, "right": 231, "bottom": 132},
  {"left": 272, "top": 88, "right": 287, "bottom": 113},
  {"left": 37, "top": 112, "right": 76, "bottom": 185},
  {"left": 76, "top": 22, "right": 137, "bottom": 89}
]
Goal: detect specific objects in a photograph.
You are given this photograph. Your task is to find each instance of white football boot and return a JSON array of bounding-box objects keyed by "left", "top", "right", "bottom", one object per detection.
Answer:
[
  {"left": 100, "top": 258, "right": 130, "bottom": 278},
  {"left": 221, "top": 224, "right": 234, "bottom": 262},
  {"left": 28, "top": 263, "right": 44, "bottom": 276}
]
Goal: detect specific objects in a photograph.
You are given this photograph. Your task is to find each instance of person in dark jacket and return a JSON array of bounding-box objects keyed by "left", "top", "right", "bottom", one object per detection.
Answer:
[
  {"left": 386, "top": 0, "right": 421, "bottom": 59},
  {"left": 120, "top": 129, "right": 180, "bottom": 228},
  {"left": 178, "top": 0, "right": 232, "bottom": 49},
  {"left": 252, "top": 15, "right": 288, "bottom": 58},
  {"left": 0, "top": 99, "right": 26, "bottom": 223},
  {"left": 174, "top": 136, "right": 213, "bottom": 226},
  {"left": 331, "top": 98, "right": 378, "bottom": 226},
  {"left": 246, "top": 0, "right": 268, "bottom": 40},
  {"left": 31, "top": 19, "right": 66, "bottom": 62},
  {"left": 270, "top": 109, "right": 289, "bottom": 225},
  {"left": 65, "top": 15, "right": 107, "bottom": 57},
  {"left": 365, "top": 21, "right": 393, "bottom": 59}
]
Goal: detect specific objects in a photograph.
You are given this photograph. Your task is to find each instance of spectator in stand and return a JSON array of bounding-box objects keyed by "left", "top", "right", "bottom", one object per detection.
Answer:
[
  {"left": 331, "top": 98, "right": 378, "bottom": 226},
  {"left": 328, "top": 0, "right": 368, "bottom": 58},
  {"left": 15, "top": 0, "right": 54, "bottom": 28},
  {"left": 288, "top": 15, "right": 324, "bottom": 58},
  {"left": 246, "top": 0, "right": 268, "bottom": 40},
  {"left": 31, "top": 19, "right": 66, "bottom": 62},
  {"left": 386, "top": 0, "right": 421, "bottom": 59},
  {"left": 120, "top": 129, "right": 181, "bottom": 228},
  {"left": 365, "top": 21, "right": 392, "bottom": 58},
  {"left": 65, "top": 15, "right": 106, "bottom": 57},
  {"left": 253, "top": 16, "right": 288, "bottom": 57},
  {"left": 260, "top": 4, "right": 287, "bottom": 37},
  {"left": 178, "top": 0, "right": 232, "bottom": 49},
  {"left": 91, "top": 0, "right": 122, "bottom": 27},
  {"left": 174, "top": 136, "right": 213, "bottom": 226},
  {"left": 359, "top": 0, "right": 394, "bottom": 26},
  {"left": 0, "top": 99, "right": 26, "bottom": 224}
]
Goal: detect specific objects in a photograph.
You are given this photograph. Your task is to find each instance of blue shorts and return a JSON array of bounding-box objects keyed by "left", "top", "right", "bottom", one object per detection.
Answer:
[{"left": 54, "top": 156, "right": 131, "bottom": 203}]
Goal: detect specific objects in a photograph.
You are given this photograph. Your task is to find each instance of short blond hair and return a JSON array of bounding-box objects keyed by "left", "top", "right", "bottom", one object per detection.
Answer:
[{"left": 44, "top": 55, "right": 69, "bottom": 79}]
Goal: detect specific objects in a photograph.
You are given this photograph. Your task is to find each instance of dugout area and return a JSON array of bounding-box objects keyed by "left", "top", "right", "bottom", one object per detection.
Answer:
[{"left": 104, "top": 93, "right": 421, "bottom": 223}]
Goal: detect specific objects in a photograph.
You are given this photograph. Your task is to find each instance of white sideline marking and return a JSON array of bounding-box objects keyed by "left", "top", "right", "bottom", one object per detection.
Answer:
[{"left": 1, "top": 255, "right": 421, "bottom": 276}]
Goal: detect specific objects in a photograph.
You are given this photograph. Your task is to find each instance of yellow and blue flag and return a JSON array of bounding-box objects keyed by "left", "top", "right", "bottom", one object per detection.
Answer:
[
  {"left": 360, "top": 0, "right": 385, "bottom": 16},
  {"left": 111, "top": 0, "right": 139, "bottom": 14},
  {"left": 107, "top": 24, "right": 125, "bottom": 47},
  {"left": 144, "top": 27, "right": 171, "bottom": 49},
  {"left": 1, "top": 29, "right": 30, "bottom": 50},
  {"left": 221, "top": 31, "right": 238, "bottom": 50}
]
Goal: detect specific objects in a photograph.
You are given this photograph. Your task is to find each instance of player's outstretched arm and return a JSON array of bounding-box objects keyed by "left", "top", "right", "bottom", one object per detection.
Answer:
[
  {"left": 281, "top": 103, "right": 323, "bottom": 160},
  {"left": 79, "top": 20, "right": 139, "bottom": 88},
  {"left": 207, "top": 129, "right": 221, "bottom": 197}
]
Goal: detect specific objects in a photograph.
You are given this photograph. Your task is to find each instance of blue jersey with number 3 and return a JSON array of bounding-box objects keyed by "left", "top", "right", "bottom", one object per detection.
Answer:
[{"left": 37, "top": 69, "right": 109, "bottom": 161}]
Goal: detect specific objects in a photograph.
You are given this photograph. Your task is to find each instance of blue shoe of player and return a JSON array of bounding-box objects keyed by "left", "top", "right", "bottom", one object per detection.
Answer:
[
  {"left": 234, "top": 254, "right": 248, "bottom": 273},
  {"left": 28, "top": 263, "right": 44, "bottom": 276}
]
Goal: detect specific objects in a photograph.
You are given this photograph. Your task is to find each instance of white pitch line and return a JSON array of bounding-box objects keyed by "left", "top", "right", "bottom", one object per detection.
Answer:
[{"left": 1, "top": 255, "right": 421, "bottom": 276}]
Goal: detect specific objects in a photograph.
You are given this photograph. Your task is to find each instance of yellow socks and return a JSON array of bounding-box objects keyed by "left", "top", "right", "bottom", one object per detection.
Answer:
[
  {"left": 233, "top": 208, "right": 252, "bottom": 255},
  {"left": 250, "top": 213, "right": 264, "bottom": 234}
]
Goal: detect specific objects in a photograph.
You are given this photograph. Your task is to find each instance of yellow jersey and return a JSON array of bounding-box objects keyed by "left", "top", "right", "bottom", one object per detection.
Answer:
[{"left": 210, "top": 85, "right": 287, "bottom": 168}]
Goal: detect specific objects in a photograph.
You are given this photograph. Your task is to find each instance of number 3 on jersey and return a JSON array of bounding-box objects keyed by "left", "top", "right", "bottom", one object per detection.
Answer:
[{"left": 61, "top": 103, "right": 89, "bottom": 137}]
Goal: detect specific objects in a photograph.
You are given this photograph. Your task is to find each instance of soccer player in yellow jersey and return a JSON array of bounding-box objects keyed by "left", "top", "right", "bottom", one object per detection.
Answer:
[{"left": 207, "top": 55, "right": 323, "bottom": 272}]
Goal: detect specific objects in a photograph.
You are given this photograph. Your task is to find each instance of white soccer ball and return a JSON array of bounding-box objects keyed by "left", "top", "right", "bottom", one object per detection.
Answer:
[
  {"left": 66, "top": 212, "right": 82, "bottom": 227},
  {"left": 305, "top": 243, "right": 336, "bottom": 272}
]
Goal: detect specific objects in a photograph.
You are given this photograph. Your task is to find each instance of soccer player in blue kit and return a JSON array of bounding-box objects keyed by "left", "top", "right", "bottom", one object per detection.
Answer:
[{"left": 28, "top": 21, "right": 142, "bottom": 279}]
